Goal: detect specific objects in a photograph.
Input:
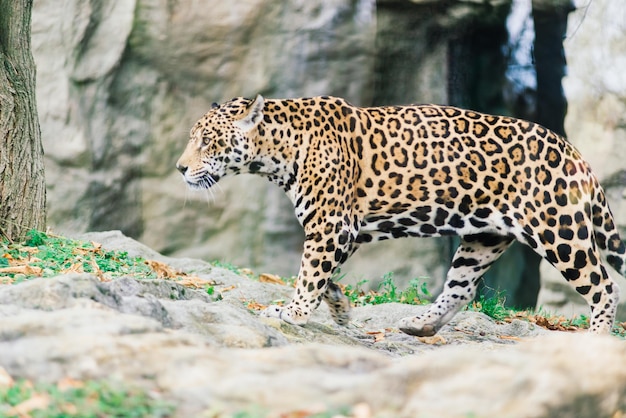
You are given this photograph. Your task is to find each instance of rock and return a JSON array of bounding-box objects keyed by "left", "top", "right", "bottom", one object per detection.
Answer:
[
  {"left": 31, "top": 0, "right": 380, "bottom": 280},
  {"left": 537, "top": 0, "right": 626, "bottom": 319},
  {"left": 3, "top": 232, "right": 626, "bottom": 416}
]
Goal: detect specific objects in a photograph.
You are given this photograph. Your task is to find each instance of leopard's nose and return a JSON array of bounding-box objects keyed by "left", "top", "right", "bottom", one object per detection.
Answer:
[{"left": 176, "top": 163, "right": 188, "bottom": 175}]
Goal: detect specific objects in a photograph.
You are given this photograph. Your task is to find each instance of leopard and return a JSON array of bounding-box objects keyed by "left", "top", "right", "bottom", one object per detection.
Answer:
[{"left": 176, "top": 94, "right": 626, "bottom": 336}]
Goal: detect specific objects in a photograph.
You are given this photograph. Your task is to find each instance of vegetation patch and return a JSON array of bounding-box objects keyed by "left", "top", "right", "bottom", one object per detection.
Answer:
[
  {"left": 0, "top": 369, "right": 173, "bottom": 418},
  {"left": 0, "top": 230, "right": 212, "bottom": 289},
  {"left": 339, "top": 272, "right": 431, "bottom": 306},
  {"left": 466, "top": 291, "right": 511, "bottom": 322},
  {"left": 0, "top": 230, "right": 153, "bottom": 283}
]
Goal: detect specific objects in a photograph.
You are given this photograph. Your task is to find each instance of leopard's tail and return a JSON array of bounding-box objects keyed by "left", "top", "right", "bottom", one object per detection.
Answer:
[{"left": 592, "top": 186, "right": 626, "bottom": 278}]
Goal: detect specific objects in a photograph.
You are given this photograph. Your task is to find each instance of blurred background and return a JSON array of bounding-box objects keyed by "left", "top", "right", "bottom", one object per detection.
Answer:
[{"left": 32, "top": 0, "right": 626, "bottom": 317}]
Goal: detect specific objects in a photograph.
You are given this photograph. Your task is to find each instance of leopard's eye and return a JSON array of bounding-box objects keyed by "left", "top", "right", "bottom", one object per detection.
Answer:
[{"left": 202, "top": 137, "right": 210, "bottom": 146}]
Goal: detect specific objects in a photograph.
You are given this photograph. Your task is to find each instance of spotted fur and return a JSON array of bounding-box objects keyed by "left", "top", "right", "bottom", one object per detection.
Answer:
[{"left": 176, "top": 95, "right": 626, "bottom": 335}]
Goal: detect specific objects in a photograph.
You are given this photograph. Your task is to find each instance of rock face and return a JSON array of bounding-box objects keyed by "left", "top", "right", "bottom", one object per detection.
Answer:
[
  {"left": 32, "top": 0, "right": 378, "bottom": 279},
  {"left": 2, "top": 232, "right": 626, "bottom": 417},
  {"left": 31, "top": 0, "right": 626, "bottom": 312},
  {"left": 537, "top": 0, "right": 626, "bottom": 319}
]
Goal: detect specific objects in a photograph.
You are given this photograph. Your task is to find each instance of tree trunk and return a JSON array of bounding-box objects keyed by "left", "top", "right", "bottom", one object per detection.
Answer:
[{"left": 0, "top": 0, "right": 46, "bottom": 241}]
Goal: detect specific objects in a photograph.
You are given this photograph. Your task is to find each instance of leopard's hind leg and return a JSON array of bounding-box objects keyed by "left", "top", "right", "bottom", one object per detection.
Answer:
[
  {"left": 399, "top": 233, "right": 514, "bottom": 336},
  {"left": 323, "top": 280, "right": 351, "bottom": 325},
  {"left": 541, "top": 224, "right": 620, "bottom": 333}
]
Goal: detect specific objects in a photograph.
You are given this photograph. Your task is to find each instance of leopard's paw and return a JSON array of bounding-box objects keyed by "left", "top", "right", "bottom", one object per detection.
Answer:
[
  {"left": 260, "top": 305, "right": 308, "bottom": 325},
  {"left": 398, "top": 315, "right": 440, "bottom": 337}
]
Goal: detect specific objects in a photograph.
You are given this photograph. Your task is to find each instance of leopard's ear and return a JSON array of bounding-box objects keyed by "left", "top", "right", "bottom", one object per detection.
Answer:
[{"left": 234, "top": 94, "right": 264, "bottom": 132}]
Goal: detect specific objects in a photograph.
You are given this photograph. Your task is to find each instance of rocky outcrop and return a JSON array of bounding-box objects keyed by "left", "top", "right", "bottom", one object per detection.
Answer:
[
  {"left": 31, "top": 0, "right": 626, "bottom": 314},
  {"left": 2, "top": 232, "right": 626, "bottom": 417},
  {"left": 537, "top": 0, "right": 626, "bottom": 319}
]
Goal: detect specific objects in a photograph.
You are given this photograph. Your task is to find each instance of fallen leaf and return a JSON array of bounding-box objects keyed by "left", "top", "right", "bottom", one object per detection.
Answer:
[
  {"left": 61, "top": 262, "right": 85, "bottom": 274},
  {"left": 19, "top": 246, "right": 39, "bottom": 255},
  {"left": 145, "top": 260, "right": 180, "bottom": 279},
  {"left": 220, "top": 284, "right": 237, "bottom": 292},
  {"left": 498, "top": 335, "right": 521, "bottom": 341},
  {"left": 89, "top": 258, "right": 110, "bottom": 281},
  {"left": 57, "top": 377, "right": 84, "bottom": 391},
  {"left": 244, "top": 300, "right": 267, "bottom": 311},
  {"left": 366, "top": 330, "right": 386, "bottom": 343},
  {"left": 0, "top": 265, "right": 43, "bottom": 276},
  {"left": 72, "top": 247, "right": 96, "bottom": 256},
  {"left": 0, "top": 367, "right": 14, "bottom": 387},
  {"left": 418, "top": 335, "right": 447, "bottom": 345},
  {"left": 7, "top": 256, "right": 42, "bottom": 266},
  {"left": 280, "top": 410, "right": 321, "bottom": 418},
  {"left": 531, "top": 315, "right": 579, "bottom": 332},
  {"left": 259, "top": 273, "right": 285, "bottom": 285},
  {"left": 61, "top": 402, "right": 79, "bottom": 415},
  {"left": 352, "top": 402, "right": 373, "bottom": 418},
  {"left": 239, "top": 268, "right": 254, "bottom": 276},
  {"left": 176, "top": 276, "right": 217, "bottom": 289},
  {"left": 7, "top": 393, "right": 50, "bottom": 416}
]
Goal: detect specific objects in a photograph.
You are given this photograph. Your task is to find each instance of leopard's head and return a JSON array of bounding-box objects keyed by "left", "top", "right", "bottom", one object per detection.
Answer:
[{"left": 176, "top": 95, "right": 265, "bottom": 189}]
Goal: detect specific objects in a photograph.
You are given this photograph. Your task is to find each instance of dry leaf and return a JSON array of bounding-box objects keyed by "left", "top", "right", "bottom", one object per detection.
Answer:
[
  {"left": 280, "top": 410, "right": 321, "bottom": 418},
  {"left": 528, "top": 315, "right": 579, "bottom": 332},
  {"left": 0, "top": 265, "right": 43, "bottom": 276},
  {"left": 7, "top": 393, "right": 50, "bottom": 416},
  {"left": 19, "top": 246, "right": 39, "bottom": 255},
  {"left": 89, "top": 258, "right": 109, "bottom": 281},
  {"left": 245, "top": 301, "right": 268, "bottom": 311},
  {"left": 498, "top": 335, "right": 521, "bottom": 341},
  {"left": 366, "top": 330, "right": 386, "bottom": 343},
  {"left": 176, "top": 276, "right": 217, "bottom": 289},
  {"left": 72, "top": 247, "right": 94, "bottom": 256},
  {"left": 239, "top": 268, "right": 254, "bottom": 276},
  {"left": 145, "top": 260, "right": 180, "bottom": 279},
  {"left": 418, "top": 335, "right": 447, "bottom": 345},
  {"left": 259, "top": 273, "right": 286, "bottom": 285},
  {"left": 352, "top": 402, "right": 373, "bottom": 418},
  {"left": 220, "top": 284, "right": 237, "bottom": 292},
  {"left": 61, "top": 402, "right": 79, "bottom": 415},
  {"left": 7, "top": 256, "right": 42, "bottom": 266},
  {"left": 61, "top": 262, "right": 85, "bottom": 274},
  {"left": 0, "top": 367, "right": 14, "bottom": 387},
  {"left": 57, "top": 377, "right": 85, "bottom": 391}
]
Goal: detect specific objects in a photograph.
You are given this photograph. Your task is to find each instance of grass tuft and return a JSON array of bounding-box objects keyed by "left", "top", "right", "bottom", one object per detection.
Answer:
[
  {"left": 340, "top": 272, "right": 431, "bottom": 307},
  {"left": 466, "top": 291, "right": 511, "bottom": 322}
]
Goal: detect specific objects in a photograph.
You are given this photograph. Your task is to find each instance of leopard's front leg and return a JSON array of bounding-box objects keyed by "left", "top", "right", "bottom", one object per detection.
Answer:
[{"left": 261, "top": 224, "right": 354, "bottom": 325}]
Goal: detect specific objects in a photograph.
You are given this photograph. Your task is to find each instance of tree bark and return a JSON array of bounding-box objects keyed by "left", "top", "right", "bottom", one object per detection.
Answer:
[{"left": 0, "top": 0, "right": 46, "bottom": 241}]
